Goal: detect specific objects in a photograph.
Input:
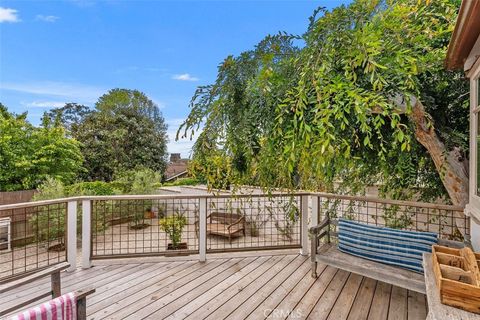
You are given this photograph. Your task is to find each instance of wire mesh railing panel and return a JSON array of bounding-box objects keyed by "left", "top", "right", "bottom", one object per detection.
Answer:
[
  {"left": 316, "top": 195, "right": 469, "bottom": 243},
  {"left": 91, "top": 198, "right": 199, "bottom": 258},
  {"left": 206, "top": 195, "right": 302, "bottom": 252},
  {"left": 0, "top": 202, "right": 68, "bottom": 281}
]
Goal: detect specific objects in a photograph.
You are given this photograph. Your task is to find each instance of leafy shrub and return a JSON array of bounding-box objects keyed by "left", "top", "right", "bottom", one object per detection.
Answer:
[
  {"left": 113, "top": 167, "right": 162, "bottom": 195},
  {"left": 30, "top": 178, "right": 112, "bottom": 243},
  {"left": 159, "top": 214, "right": 187, "bottom": 249},
  {"left": 114, "top": 168, "right": 162, "bottom": 225},
  {"left": 32, "top": 177, "right": 65, "bottom": 200},
  {"left": 65, "top": 181, "right": 118, "bottom": 196},
  {"left": 162, "top": 177, "right": 200, "bottom": 187},
  {"left": 130, "top": 168, "right": 162, "bottom": 195},
  {"left": 30, "top": 178, "right": 67, "bottom": 245}
]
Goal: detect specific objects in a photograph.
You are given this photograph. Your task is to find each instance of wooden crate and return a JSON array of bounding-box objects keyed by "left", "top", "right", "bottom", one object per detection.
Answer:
[{"left": 431, "top": 245, "right": 480, "bottom": 314}]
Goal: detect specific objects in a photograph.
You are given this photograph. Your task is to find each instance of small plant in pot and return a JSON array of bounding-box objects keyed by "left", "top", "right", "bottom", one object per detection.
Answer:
[{"left": 159, "top": 213, "right": 188, "bottom": 250}]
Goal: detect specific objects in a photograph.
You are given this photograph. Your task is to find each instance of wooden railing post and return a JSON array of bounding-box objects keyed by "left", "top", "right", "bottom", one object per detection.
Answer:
[
  {"left": 199, "top": 198, "right": 207, "bottom": 262},
  {"left": 82, "top": 200, "right": 92, "bottom": 269},
  {"left": 51, "top": 271, "right": 61, "bottom": 297},
  {"left": 67, "top": 201, "right": 77, "bottom": 271},
  {"left": 311, "top": 195, "right": 319, "bottom": 228},
  {"left": 300, "top": 195, "right": 309, "bottom": 256}
]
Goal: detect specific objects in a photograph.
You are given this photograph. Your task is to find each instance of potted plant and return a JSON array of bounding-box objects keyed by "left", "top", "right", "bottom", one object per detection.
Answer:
[
  {"left": 159, "top": 213, "right": 188, "bottom": 250},
  {"left": 247, "top": 220, "right": 261, "bottom": 237},
  {"left": 245, "top": 207, "right": 268, "bottom": 237}
]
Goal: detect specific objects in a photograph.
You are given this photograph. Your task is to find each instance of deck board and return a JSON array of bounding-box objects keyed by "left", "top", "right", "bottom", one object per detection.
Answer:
[
  {"left": 306, "top": 269, "right": 350, "bottom": 320},
  {"left": 368, "top": 282, "right": 392, "bottom": 320},
  {"left": 326, "top": 273, "right": 363, "bottom": 320},
  {"left": 1, "top": 252, "right": 428, "bottom": 320}
]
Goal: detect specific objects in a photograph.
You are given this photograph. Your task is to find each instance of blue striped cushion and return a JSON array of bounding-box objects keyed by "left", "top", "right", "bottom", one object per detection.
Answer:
[{"left": 338, "top": 218, "right": 437, "bottom": 273}]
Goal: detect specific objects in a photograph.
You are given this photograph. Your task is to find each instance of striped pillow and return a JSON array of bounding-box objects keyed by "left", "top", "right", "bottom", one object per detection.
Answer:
[{"left": 338, "top": 218, "right": 437, "bottom": 273}]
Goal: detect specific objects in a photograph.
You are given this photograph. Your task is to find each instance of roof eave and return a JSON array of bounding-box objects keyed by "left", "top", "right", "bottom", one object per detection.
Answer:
[{"left": 445, "top": 0, "right": 480, "bottom": 70}]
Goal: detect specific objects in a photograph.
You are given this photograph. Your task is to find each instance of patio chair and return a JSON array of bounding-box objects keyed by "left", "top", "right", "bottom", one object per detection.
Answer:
[{"left": 196, "top": 211, "right": 246, "bottom": 243}]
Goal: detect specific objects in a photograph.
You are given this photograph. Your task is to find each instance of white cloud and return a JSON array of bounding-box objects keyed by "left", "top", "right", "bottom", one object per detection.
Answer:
[
  {"left": 0, "top": 7, "right": 20, "bottom": 23},
  {"left": 172, "top": 73, "right": 199, "bottom": 82},
  {"left": 35, "top": 15, "right": 59, "bottom": 23},
  {"left": 21, "top": 101, "right": 66, "bottom": 109},
  {"left": 0, "top": 81, "right": 105, "bottom": 103}
]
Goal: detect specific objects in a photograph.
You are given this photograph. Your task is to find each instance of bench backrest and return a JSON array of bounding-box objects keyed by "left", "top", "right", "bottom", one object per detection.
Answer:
[
  {"left": 210, "top": 212, "right": 244, "bottom": 225},
  {"left": 325, "top": 217, "right": 464, "bottom": 248}
]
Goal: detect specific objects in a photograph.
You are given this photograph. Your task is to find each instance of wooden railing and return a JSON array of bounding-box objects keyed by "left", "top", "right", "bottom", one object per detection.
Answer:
[
  {"left": 87, "top": 193, "right": 307, "bottom": 259},
  {"left": 311, "top": 192, "right": 470, "bottom": 243},
  {"left": 0, "top": 199, "right": 70, "bottom": 281},
  {"left": 0, "top": 192, "right": 469, "bottom": 282}
]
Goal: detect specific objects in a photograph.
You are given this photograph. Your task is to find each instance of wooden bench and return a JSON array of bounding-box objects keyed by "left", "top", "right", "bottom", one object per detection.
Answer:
[
  {"left": 0, "top": 262, "right": 95, "bottom": 319},
  {"left": 310, "top": 217, "right": 465, "bottom": 294},
  {"left": 197, "top": 212, "right": 246, "bottom": 243}
]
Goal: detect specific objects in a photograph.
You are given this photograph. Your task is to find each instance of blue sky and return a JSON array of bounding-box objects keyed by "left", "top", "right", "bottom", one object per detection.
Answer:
[{"left": 0, "top": 0, "right": 348, "bottom": 157}]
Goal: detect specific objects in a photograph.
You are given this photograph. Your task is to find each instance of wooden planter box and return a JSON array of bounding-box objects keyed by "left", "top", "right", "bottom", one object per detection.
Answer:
[
  {"left": 108, "top": 216, "right": 134, "bottom": 226},
  {"left": 164, "top": 242, "right": 189, "bottom": 256},
  {"left": 431, "top": 245, "right": 480, "bottom": 314}
]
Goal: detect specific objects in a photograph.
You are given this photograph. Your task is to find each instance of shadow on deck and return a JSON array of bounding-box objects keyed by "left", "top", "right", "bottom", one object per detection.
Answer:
[{"left": 0, "top": 250, "right": 427, "bottom": 320}]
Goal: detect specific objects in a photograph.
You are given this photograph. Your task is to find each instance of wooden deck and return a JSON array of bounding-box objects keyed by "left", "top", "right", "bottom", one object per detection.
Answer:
[{"left": 0, "top": 252, "right": 428, "bottom": 320}]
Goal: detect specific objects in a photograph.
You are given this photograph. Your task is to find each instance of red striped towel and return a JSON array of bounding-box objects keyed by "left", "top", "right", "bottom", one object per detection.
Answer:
[{"left": 10, "top": 292, "right": 76, "bottom": 320}]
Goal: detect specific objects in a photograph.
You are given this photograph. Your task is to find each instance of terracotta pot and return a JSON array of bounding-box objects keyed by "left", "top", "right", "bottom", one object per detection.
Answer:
[{"left": 144, "top": 210, "right": 156, "bottom": 219}]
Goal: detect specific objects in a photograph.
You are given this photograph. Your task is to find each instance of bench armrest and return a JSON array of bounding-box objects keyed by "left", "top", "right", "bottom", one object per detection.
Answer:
[
  {"left": 309, "top": 217, "right": 330, "bottom": 235},
  {"left": 75, "top": 287, "right": 96, "bottom": 300},
  {"left": 310, "top": 217, "right": 330, "bottom": 259},
  {"left": 227, "top": 217, "right": 245, "bottom": 231},
  {"left": 194, "top": 213, "right": 212, "bottom": 226},
  {"left": 75, "top": 287, "right": 96, "bottom": 320}
]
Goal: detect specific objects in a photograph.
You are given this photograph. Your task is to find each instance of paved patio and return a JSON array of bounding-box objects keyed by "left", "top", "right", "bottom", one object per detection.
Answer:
[{"left": 0, "top": 250, "right": 427, "bottom": 320}]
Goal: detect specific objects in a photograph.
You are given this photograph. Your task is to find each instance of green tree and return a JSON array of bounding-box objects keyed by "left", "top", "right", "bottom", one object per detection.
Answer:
[
  {"left": 74, "top": 89, "right": 168, "bottom": 181},
  {"left": 45, "top": 103, "right": 92, "bottom": 136},
  {"left": 179, "top": 34, "right": 300, "bottom": 188},
  {"left": 0, "top": 104, "right": 84, "bottom": 191},
  {"left": 180, "top": 0, "right": 469, "bottom": 209}
]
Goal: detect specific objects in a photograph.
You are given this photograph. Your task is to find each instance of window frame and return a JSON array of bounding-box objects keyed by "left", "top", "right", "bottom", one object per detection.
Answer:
[{"left": 469, "top": 62, "right": 480, "bottom": 219}]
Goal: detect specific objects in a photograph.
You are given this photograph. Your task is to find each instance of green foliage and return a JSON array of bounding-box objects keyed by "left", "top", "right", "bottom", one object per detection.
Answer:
[
  {"left": 32, "top": 177, "right": 66, "bottom": 200},
  {"left": 113, "top": 167, "right": 162, "bottom": 195},
  {"left": 158, "top": 214, "right": 187, "bottom": 249},
  {"left": 179, "top": 0, "right": 468, "bottom": 202},
  {"left": 44, "top": 103, "right": 92, "bottom": 136},
  {"left": 72, "top": 89, "right": 168, "bottom": 182},
  {"left": 29, "top": 207, "right": 66, "bottom": 244},
  {"left": 30, "top": 178, "right": 67, "bottom": 243},
  {"left": 162, "top": 177, "right": 201, "bottom": 187},
  {"left": 111, "top": 168, "right": 162, "bottom": 226},
  {"left": 30, "top": 178, "right": 113, "bottom": 239},
  {"left": 65, "top": 181, "right": 118, "bottom": 196},
  {"left": 0, "top": 105, "right": 84, "bottom": 191},
  {"left": 188, "top": 154, "right": 234, "bottom": 190}
]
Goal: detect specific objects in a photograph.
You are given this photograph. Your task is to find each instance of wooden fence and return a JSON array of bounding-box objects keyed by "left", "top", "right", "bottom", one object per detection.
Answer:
[{"left": 0, "top": 190, "right": 36, "bottom": 206}]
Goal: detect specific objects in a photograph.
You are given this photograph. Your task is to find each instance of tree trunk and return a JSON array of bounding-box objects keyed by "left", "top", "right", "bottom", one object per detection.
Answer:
[
  {"left": 409, "top": 97, "right": 469, "bottom": 238},
  {"left": 410, "top": 98, "right": 469, "bottom": 206}
]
